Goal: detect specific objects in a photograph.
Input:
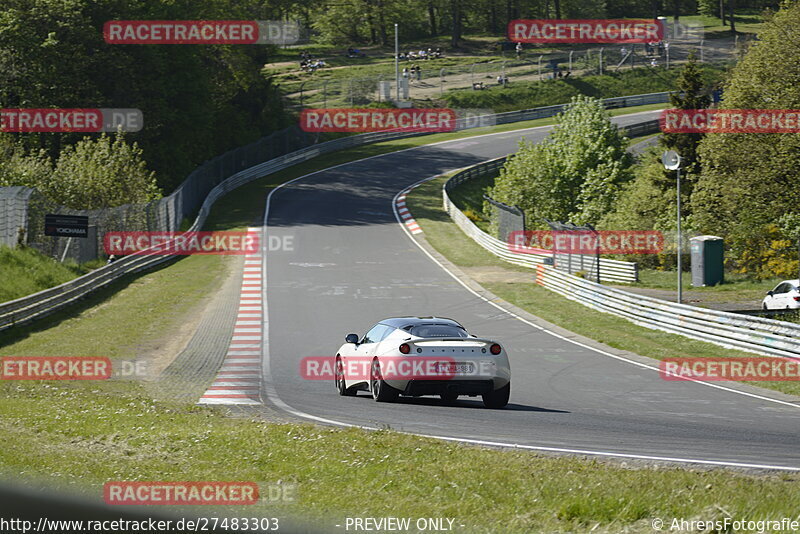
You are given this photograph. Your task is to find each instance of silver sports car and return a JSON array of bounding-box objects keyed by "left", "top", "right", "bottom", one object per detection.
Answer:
[{"left": 334, "top": 316, "right": 511, "bottom": 408}]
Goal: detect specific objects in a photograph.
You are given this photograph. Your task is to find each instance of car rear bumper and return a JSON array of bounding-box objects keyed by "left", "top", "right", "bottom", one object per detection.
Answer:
[{"left": 400, "top": 379, "right": 496, "bottom": 396}]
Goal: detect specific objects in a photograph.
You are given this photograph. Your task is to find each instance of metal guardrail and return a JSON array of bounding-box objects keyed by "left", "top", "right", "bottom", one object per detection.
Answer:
[
  {"left": 0, "top": 92, "right": 672, "bottom": 332},
  {"left": 534, "top": 264, "right": 800, "bottom": 359},
  {"left": 443, "top": 158, "right": 640, "bottom": 284}
]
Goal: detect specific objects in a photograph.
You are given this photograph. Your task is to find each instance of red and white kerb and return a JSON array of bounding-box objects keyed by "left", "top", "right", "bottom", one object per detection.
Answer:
[
  {"left": 396, "top": 190, "right": 422, "bottom": 235},
  {"left": 198, "top": 227, "right": 263, "bottom": 405}
]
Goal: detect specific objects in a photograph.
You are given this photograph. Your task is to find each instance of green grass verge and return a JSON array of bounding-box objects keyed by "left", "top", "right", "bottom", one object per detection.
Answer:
[
  {"left": 682, "top": 10, "right": 767, "bottom": 38},
  {"left": 0, "top": 246, "right": 104, "bottom": 303},
  {"left": 407, "top": 175, "right": 800, "bottom": 398},
  {"left": 3, "top": 378, "right": 800, "bottom": 532},
  {"left": 636, "top": 270, "right": 780, "bottom": 302},
  {"left": 0, "top": 253, "right": 229, "bottom": 359}
]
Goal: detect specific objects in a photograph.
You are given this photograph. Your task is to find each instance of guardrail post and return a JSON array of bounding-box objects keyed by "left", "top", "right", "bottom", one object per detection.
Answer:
[
  {"left": 538, "top": 55, "right": 543, "bottom": 80},
  {"left": 568, "top": 50, "right": 573, "bottom": 72},
  {"left": 440, "top": 68, "right": 445, "bottom": 96}
]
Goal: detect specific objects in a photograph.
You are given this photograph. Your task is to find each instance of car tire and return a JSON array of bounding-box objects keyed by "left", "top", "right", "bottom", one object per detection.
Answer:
[
  {"left": 371, "top": 359, "right": 399, "bottom": 402},
  {"left": 335, "top": 357, "right": 357, "bottom": 397},
  {"left": 482, "top": 383, "right": 510, "bottom": 409},
  {"left": 763, "top": 303, "right": 768, "bottom": 311},
  {"left": 440, "top": 391, "right": 459, "bottom": 402}
]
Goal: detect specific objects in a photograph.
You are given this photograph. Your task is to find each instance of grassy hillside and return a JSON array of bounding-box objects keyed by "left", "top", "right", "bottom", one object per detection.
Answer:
[
  {"left": 0, "top": 246, "right": 102, "bottom": 303},
  {"left": 442, "top": 65, "right": 729, "bottom": 112}
]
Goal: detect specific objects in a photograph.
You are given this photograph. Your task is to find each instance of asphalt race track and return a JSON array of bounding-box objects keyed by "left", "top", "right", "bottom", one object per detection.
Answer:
[{"left": 259, "top": 110, "right": 800, "bottom": 470}]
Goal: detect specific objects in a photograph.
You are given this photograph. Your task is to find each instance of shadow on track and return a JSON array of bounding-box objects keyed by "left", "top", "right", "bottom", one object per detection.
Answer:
[{"left": 349, "top": 392, "right": 569, "bottom": 413}]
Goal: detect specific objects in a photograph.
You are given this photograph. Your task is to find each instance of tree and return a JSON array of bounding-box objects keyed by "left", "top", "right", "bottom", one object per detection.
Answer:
[
  {"left": 659, "top": 51, "right": 711, "bottom": 201},
  {"left": 0, "top": 0, "right": 289, "bottom": 192},
  {"left": 691, "top": 0, "right": 800, "bottom": 275},
  {"left": 42, "top": 133, "right": 161, "bottom": 210},
  {"left": 0, "top": 135, "right": 51, "bottom": 189},
  {"left": 490, "top": 96, "right": 633, "bottom": 228}
]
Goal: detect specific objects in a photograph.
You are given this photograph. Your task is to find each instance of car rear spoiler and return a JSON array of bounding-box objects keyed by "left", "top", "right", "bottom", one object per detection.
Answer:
[{"left": 406, "top": 337, "right": 496, "bottom": 344}]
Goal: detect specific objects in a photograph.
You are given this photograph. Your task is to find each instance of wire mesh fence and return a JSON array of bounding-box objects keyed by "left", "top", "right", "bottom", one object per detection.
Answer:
[
  {"left": 288, "top": 39, "right": 738, "bottom": 109},
  {"left": 0, "top": 125, "right": 322, "bottom": 263}
]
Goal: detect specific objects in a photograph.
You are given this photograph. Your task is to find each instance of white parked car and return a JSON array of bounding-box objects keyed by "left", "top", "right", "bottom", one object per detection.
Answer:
[
  {"left": 334, "top": 317, "right": 511, "bottom": 408},
  {"left": 762, "top": 279, "right": 800, "bottom": 310}
]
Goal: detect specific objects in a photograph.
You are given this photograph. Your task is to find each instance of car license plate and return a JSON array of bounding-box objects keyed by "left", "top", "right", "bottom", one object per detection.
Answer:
[{"left": 437, "top": 362, "right": 474, "bottom": 374}]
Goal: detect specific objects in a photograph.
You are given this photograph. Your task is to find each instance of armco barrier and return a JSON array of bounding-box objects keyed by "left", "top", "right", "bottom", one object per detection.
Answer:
[
  {"left": 534, "top": 264, "right": 800, "bottom": 359},
  {"left": 443, "top": 159, "right": 641, "bottom": 284},
  {"left": 0, "top": 92, "right": 671, "bottom": 332}
]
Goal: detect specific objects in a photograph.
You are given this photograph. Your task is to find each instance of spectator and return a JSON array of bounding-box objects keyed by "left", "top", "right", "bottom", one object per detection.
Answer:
[
  {"left": 402, "top": 67, "right": 409, "bottom": 78},
  {"left": 415, "top": 65, "right": 422, "bottom": 80},
  {"left": 515, "top": 42, "right": 523, "bottom": 58}
]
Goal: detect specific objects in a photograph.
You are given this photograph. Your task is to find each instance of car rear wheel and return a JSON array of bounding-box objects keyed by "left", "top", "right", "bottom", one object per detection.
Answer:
[
  {"left": 335, "top": 357, "right": 357, "bottom": 397},
  {"left": 371, "top": 359, "right": 399, "bottom": 402},
  {"left": 482, "top": 383, "right": 510, "bottom": 409}
]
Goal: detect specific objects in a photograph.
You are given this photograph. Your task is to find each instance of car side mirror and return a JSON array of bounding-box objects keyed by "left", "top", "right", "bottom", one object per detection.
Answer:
[
  {"left": 345, "top": 333, "right": 359, "bottom": 344},
  {"left": 767, "top": 290, "right": 774, "bottom": 296}
]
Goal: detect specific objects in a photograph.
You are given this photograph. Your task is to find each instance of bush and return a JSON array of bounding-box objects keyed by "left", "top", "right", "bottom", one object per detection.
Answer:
[{"left": 490, "top": 96, "right": 632, "bottom": 228}]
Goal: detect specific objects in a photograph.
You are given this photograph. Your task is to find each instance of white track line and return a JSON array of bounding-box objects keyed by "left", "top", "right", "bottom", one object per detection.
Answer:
[{"left": 260, "top": 112, "right": 800, "bottom": 472}]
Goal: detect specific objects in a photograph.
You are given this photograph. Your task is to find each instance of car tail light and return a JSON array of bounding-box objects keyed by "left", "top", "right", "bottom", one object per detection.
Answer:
[
  {"left": 794, "top": 296, "right": 800, "bottom": 302},
  {"left": 399, "top": 343, "right": 411, "bottom": 354},
  {"left": 490, "top": 343, "right": 502, "bottom": 355}
]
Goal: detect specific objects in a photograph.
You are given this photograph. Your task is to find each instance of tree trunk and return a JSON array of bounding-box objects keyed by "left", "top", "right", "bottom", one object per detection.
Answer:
[
  {"left": 488, "top": 2, "right": 497, "bottom": 34},
  {"left": 377, "top": 0, "right": 388, "bottom": 45},
  {"left": 428, "top": 1, "right": 437, "bottom": 36},
  {"left": 728, "top": 0, "right": 736, "bottom": 33},
  {"left": 652, "top": 0, "right": 659, "bottom": 20},
  {"left": 365, "top": 0, "right": 377, "bottom": 44},
  {"left": 554, "top": 0, "right": 561, "bottom": 19},
  {"left": 450, "top": 0, "right": 462, "bottom": 47},
  {"left": 673, "top": 0, "right": 680, "bottom": 22},
  {"left": 720, "top": 0, "right": 726, "bottom": 25}
]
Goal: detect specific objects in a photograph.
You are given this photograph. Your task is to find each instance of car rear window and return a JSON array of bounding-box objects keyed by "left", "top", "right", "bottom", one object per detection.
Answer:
[{"left": 408, "top": 325, "right": 468, "bottom": 338}]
